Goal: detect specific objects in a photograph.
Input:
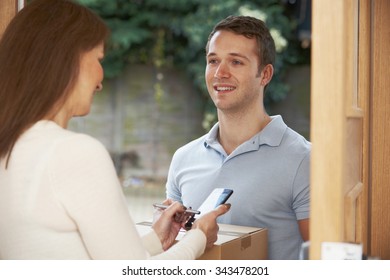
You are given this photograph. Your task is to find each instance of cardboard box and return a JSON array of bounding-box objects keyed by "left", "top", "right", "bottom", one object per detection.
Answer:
[{"left": 136, "top": 221, "right": 267, "bottom": 260}]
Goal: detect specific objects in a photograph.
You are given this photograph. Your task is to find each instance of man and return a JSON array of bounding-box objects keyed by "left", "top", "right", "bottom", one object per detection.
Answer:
[{"left": 166, "top": 15, "right": 310, "bottom": 260}]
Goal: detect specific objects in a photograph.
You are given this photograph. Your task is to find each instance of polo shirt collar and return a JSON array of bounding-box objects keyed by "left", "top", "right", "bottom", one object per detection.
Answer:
[
  {"left": 204, "top": 122, "right": 220, "bottom": 148},
  {"left": 204, "top": 115, "right": 287, "bottom": 150},
  {"left": 257, "top": 115, "right": 287, "bottom": 147}
]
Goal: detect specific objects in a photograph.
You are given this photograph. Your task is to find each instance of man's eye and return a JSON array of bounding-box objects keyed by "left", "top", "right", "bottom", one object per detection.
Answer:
[
  {"left": 232, "top": 60, "right": 242, "bottom": 65},
  {"left": 208, "top": 59, "right": 218, "bottom": 64}
]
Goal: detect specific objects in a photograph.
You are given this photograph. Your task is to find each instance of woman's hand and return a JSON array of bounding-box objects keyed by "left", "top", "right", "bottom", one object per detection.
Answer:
[
  {"left": 152, "top": 200, "right": 230, "bottom": 250},
  {"left": 152, "top": 199, "right": 187, "bottom": 251}
]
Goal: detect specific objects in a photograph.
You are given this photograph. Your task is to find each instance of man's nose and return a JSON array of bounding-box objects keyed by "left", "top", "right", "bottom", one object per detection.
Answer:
[{"left": 214, "top": 62, "right": 230, "bottom": 78}]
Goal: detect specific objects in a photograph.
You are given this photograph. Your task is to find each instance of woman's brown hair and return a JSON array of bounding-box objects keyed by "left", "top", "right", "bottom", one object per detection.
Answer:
[{"left": 0, "top": 0, "right": 109, "bottom": 166}]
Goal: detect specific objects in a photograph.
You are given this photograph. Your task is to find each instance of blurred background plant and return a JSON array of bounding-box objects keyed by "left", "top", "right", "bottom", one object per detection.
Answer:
[{"left": 77, "top": 0, "right": 310, "bottom": 130}]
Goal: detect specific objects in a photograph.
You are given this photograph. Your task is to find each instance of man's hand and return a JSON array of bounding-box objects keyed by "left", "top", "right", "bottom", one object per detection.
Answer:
[{"left": 192, "top": 204, "right": 231, "bottom": 248}]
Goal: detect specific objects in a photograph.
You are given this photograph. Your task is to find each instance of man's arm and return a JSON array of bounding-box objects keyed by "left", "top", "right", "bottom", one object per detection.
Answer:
[{"left": 298, "top": 218, "right": 309, "bottom": 241}]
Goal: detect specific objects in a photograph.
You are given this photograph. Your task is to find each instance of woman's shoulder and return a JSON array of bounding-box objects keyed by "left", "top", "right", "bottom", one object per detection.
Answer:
[{"left": 31, "top": 120, "right": 107, "bottom": 154}]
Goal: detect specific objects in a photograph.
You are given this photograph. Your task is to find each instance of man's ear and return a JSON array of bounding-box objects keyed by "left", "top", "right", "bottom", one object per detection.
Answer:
[{"left": 260, "top": 64, "right": 274, "bottom": 86}]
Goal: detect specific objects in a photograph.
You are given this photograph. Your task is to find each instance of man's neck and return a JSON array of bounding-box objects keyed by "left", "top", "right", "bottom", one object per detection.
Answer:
[{"left": 217, "top": 111, "right": 271, "bottom": 155}]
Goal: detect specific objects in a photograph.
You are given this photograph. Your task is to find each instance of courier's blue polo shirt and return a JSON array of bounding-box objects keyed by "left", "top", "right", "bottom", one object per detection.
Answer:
[{"left": 166, "top": 115, "right": 311, "bottom": 260}]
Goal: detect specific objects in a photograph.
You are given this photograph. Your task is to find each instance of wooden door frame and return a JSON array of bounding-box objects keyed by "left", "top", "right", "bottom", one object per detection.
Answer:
[
  {"left": 0, "top": 0, "right": 20, "bottom": 36},
  {"left": 370, "top": 0, "right": 390, "bottom": 259},
  {"left": 311, "top": 0, "right": 390, "bottom": 259}
]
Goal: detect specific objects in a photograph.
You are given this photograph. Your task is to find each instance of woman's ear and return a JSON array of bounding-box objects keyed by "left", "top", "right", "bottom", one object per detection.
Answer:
[{"left": 260, "top": 64, "right": 274, "bottom": 86}]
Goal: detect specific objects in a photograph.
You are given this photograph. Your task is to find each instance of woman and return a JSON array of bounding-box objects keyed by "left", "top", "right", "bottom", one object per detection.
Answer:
[{"left": 0, "top": 0, "right": 229, "bottom": 260}]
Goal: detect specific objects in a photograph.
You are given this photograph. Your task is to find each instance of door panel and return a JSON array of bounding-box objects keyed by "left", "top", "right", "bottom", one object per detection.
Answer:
[{"left": 310, "top": 0, "right": 367, "bottom": 259}]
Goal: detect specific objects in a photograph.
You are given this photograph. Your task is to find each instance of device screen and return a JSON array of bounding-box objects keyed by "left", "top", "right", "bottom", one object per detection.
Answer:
[{"left": 197, "top": 188, "right": 233, "bottom": 216}]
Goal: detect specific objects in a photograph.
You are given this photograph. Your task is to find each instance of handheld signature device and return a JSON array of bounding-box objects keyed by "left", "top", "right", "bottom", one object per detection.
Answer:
[{"left": 197, "top": 188, "right": 233, "bottom": 217}]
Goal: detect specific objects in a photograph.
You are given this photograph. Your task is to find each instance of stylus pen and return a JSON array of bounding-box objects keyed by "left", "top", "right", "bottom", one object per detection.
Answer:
[{"left": 153, "top": 203, "right": 200, "bottom": 215}]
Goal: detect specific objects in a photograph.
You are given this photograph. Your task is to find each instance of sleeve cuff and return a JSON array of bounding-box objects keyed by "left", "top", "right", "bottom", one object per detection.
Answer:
[{"left": 141, "top": 230, "right": 164, "bottom": 256}]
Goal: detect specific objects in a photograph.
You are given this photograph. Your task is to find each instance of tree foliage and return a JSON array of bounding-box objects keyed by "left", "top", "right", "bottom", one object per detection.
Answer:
[{"left": 77, "top": 0, "right": 306, "bottom": 129}]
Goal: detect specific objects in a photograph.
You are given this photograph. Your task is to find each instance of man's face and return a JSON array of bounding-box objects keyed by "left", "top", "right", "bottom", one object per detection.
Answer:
[{"left": 205, "top": 30, "right": 264, "bottom": 114}]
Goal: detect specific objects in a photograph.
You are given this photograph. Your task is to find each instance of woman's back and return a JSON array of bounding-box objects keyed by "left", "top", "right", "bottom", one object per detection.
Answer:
[{"left": 0, "top": 120, "right": 145, "bottom": 259}]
